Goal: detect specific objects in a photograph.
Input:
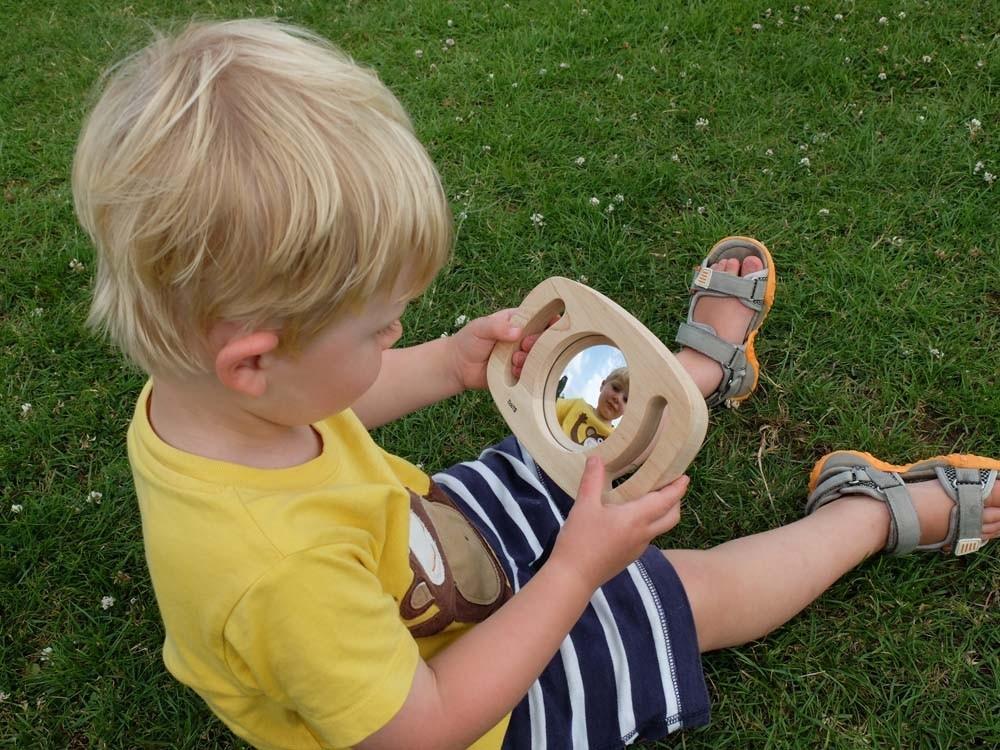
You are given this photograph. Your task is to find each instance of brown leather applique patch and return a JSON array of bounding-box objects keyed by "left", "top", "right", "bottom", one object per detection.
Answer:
[{"left": 400, "top": 482, "right": 512, "bottom": 637}]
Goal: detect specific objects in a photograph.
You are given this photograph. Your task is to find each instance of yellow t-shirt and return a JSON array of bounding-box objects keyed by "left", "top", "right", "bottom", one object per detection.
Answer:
[
  {"left": 128, "top": 381, "right": 511, "bottom": 749},
  {"left": 554, "top": 397, "right": 613, "bottom": 448}
]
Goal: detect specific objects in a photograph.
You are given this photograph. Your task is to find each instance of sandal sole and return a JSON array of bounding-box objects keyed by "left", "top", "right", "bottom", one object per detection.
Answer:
[
  {"left": 808, "top": 449, "right": 1000, "bottom": 493},
  {"left": 701, "top": 236, "right": 777, "bottom": 404}
]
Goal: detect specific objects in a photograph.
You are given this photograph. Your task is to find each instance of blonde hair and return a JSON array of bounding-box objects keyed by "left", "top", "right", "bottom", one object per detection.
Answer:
[
  {"left": 603, "top": 367, "right": 629, "bottom": 395},
  {"left": 73, "top": 19, "right": 451, "bottom": 375}
]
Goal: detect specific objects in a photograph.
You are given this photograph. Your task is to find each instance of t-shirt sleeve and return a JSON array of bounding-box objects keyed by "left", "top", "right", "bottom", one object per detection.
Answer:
[{"left": 224, "top": 544, "right": 420, "bottom": 748}]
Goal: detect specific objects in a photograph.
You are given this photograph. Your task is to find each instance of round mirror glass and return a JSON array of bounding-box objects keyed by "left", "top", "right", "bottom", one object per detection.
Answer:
[{"left": 550, "top": 344, "right": 628, "bottom": 450}]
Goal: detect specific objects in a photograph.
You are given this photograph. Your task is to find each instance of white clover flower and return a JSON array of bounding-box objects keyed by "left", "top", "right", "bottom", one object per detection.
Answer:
[
  {"left": 799, "top": 144, "right": 809, "bottom": 151},
  {"left": 457, "top": 211, "right": 468, "bottom": 221},
  {"left": 834, "top": 13, "right": 843, "bottom": 21},
  {"left": 929, "top": 347, "right": 943, "bottom": 359},
  {"left": 977, "top": 59, "right": 986, "bottom": 69},
  {"left": 890, "top": 236, "right": 904, "bottom": 246},
  {"left": 818, "top": 208, "right": 830, "bottom": 216},
  {"left": 968, "top": 118, "right": 982, "bottom": 134},
  {"left": 877, "top": 45, "right": 889, "bottom": 54},
  {"left": 974, "top": 161, "right": 984, "bottom": 173},
  {"left": 605, "top": 204, "right": 615, "bottom": 213},
  {"left": 87, "top": 491, "right": 102, "bottom": 504},
  {"left": 615, "top": 73, "right": 624, "bottom": 82},
  {"left": 580, "top": 8, "right": 589, "bottom": 15},
  {"left": 559, "top": 62, "right": 570, "bottom": 69},
  {"left": 454, "top": 314, "right": 468, "bottom": 327},
  {"left": 414, "top": 49, "right": 423, "bottom": 58},
  {"left": 898, "top": 11, "right": 906, "bottom": 19},
  {"left": 917, "top": 115, "right": 925, "bottom": 122},
  {"left": 761, "top": 167, "right": 773, "bottom": 175},
  {"left": 589, "top": 197, "right": 601, "bottom": 207},
  {"left": 447, "top": 19, "right": 454, "bottom": 27},
  {"left": 445, "top": 38, "right": 455, "bottom": 47},
  {"left": 101, "top": 596, "right": 115, "bottom": 610},
  {"left": 697, "top": 205, "right": 707, "bottom": 215},
  {"left": 488, "top": 72, "right": 494, "bottom": 80},
  {"left": 20, "top": 403, "right": 32, "bottom": 416},
  {"left": 765, "top": 148, "right": 774, "bottom": 156},
  {"left": 799, "top": 156, "right": 811, "bottom": 167},
  {"left": 530, "top": 212, "right": 545, "bottom": 227},
  {"left": 844, "top": 56, "right": 852, "bottom": 64},
  {"left": 922, "top": 55, "right": 932, "bottom": 63},
  {"left": 439, "top": 332, "right": 448, "bottom": 338},
  {"left": 32, "top": 307, "right": 43, "bottom": 317},
  {"left": 752, "top": 23, "right": 763, "bottom": 31},
  {"left": 671, "top": 153, "right": 680, "bottom": 162},
  {"left": 695, "top": 117, "right": 709, "bottom": 130},
  {"left": 0, "top": 691, "right": 9, "bottom": 702},
  {"left": 764, "top": 8, "right": 772, "bottom": 17},
  {"left": 69, "top": 258, "right": 85, "bottom": 272},
  {"left": 40, "top": 647, "right": 53, "bottom": 662},
  {"left": 878, "top": 72, "right": 887, "bottom": 80},
  {"left": 11, "top": 504, "right": 23, "bottom": 514},
  {"left": 577, "top": 274, "right": 589, "bottom": 284},
  {"left": 985, "top": 172, "right": 997, "bottom": 185},
  {"left": 481, "top": 145, "right": 491, "bottom": 153},
  {"left": 511, "top": 82, "right": 518, "bottom": 88},
  {"left": 574, "top": 156, "right": 586, "bottom": 166},
  {"left": 614, "top": 193, "right": 624, "bottom": 203},
  {"left": 878, "top": 16, "right": 888, "bottom": 25},
  {"left": 776, "top": 18, "right": 784, "bottom": 26}
]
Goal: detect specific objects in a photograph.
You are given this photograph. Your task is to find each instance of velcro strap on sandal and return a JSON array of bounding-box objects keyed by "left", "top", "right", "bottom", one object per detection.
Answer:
[
  {"left": 864, "top": 468, "right": 921, "bottom": 555},
  {"left": 809, "top": 466, "right": 919, "bottom": 554},
  {"left": 952, "top": 467, "right": 985, "bottom": 556},
  {"left": 690, "top": 267, "right": 766, "bottom": 311},
  {"left": 675, "top": 322, "right": 748, "bottom": 405}
]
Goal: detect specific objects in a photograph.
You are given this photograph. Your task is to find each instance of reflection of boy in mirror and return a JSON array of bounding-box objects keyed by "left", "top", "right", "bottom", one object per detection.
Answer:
[{"left": 555, "top": 367, "right": 628, "bottom": 448}]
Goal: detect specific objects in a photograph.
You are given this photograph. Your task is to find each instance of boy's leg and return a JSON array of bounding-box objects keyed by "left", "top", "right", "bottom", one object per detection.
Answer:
[
  {"left": 664, "top": 479, "right": 1000, "bottom": 653},
  {"left": 675, "top": 255, "right": 764, "bottom": 399}
]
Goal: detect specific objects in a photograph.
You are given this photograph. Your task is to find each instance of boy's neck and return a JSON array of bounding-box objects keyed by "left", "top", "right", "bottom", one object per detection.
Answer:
[{"left": 147, "top": 376, "right": 322, "bottom": 469}]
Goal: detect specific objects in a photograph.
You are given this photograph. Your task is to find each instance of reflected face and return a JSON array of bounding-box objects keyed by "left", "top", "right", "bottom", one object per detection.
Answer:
[{"left": 596, "top": 379, "right": 627, "bottom": 421}]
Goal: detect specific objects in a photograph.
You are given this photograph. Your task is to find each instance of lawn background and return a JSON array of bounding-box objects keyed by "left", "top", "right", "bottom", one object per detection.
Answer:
[{"left": 2, "top": 1, "right": 998, "bottom": 747}]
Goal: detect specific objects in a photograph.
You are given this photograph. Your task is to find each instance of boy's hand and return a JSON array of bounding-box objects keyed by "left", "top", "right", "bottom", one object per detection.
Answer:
[
  {"left": 550, "top": 458, "right": 689, "bottom": 590},
  {"left": 448, "top": 309, "right": 525, "bottom": 390}
]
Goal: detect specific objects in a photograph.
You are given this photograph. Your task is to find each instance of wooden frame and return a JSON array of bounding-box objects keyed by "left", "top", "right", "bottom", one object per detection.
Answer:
[{"left": 487, "top": 277, "right": 708, "bottom": 504}]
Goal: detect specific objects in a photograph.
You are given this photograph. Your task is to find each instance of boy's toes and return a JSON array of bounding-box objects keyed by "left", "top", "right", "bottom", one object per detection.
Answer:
[{"left": 741, "top": 255, "right": 764, "bottom": 276}]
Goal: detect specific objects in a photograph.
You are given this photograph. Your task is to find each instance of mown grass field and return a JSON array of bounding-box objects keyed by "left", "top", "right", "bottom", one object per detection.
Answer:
[{"left": 2, "top": 1, "right": 998, "bottom": 747}]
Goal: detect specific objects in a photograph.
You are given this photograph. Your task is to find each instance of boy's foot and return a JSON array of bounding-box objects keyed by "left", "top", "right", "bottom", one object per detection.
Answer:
[
  {"left": 678, "top": 256, "right": 764, "bottom": 398},
  {"left": 675, "top": 237, "right": 775, "bottom": 407},
  {"left": 808, "top": 452, "right": 1000, "bottom": 556}
]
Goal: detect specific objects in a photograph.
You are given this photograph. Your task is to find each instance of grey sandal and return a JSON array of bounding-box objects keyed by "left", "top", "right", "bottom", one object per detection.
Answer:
[
  {"left": 675, "top": 236, "right": 776, "bottom": 408},
  {"left": 807, "top": 451, "right": 1000, "bottom": 556}
]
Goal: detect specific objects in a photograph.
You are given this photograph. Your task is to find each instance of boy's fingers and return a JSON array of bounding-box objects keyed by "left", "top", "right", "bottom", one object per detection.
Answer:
[
  {"left": 635, "top": 475, "right": 689, "bottom": 522},
  {"left": 576, "top": 456, "right": 606, "bottom": 504}
]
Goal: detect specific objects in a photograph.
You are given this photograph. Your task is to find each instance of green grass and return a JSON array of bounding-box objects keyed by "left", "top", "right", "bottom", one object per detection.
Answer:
[{"left": 2, "top": 0, "right": 998, "bottom": 747}]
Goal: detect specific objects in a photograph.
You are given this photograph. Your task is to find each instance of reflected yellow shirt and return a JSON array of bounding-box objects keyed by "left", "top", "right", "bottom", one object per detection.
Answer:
[{"left": 554, "top": 397, "right": 614, "bottom": 447}]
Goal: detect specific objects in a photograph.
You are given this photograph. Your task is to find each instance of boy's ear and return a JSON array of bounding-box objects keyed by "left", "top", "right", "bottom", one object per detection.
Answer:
[{"left": 214, "top": 330, "right": 281, "bottom": 398}]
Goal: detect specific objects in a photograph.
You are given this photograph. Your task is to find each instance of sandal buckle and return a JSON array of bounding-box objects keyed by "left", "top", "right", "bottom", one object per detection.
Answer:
[
  {"left": 955, "top": 538, "right": 983, "bottom": 556},
  {"left": 694, "top": 267, "right": 713, "bottom": 289}
]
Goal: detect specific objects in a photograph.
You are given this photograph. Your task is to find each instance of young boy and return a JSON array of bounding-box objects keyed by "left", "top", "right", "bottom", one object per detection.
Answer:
[
  {"left": 554, "top": 367, "right": 628, "bottom": 447},
  {"left": 73, "top": 19, "right": 1000, "bottom": 750}
]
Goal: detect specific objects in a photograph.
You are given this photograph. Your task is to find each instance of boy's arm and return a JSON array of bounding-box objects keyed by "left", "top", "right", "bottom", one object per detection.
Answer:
[
  {"left": 355, "top": 461, "right": 688, "bottom": 750},
  {"left": 352, "top": 311, "right": 525, "bottom": 429},
  {"left": 351, "top": 337, "right": 464, "bottom": 429}
]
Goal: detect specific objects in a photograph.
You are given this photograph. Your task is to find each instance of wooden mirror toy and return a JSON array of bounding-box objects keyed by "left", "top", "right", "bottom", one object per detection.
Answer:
[{"left": 487, "top": 276, "right": 708, "bottom": 504}]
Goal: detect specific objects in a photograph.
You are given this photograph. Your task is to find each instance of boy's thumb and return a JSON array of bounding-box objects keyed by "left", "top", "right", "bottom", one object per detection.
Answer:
[{"left": 576, "top": 456, "right": 606, "bottom": 504}]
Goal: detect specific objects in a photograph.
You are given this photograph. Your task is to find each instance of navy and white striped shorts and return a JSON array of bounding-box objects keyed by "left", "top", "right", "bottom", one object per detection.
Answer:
[{"left": 433, "top": 436, "right": 710, "bottom": 750}]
